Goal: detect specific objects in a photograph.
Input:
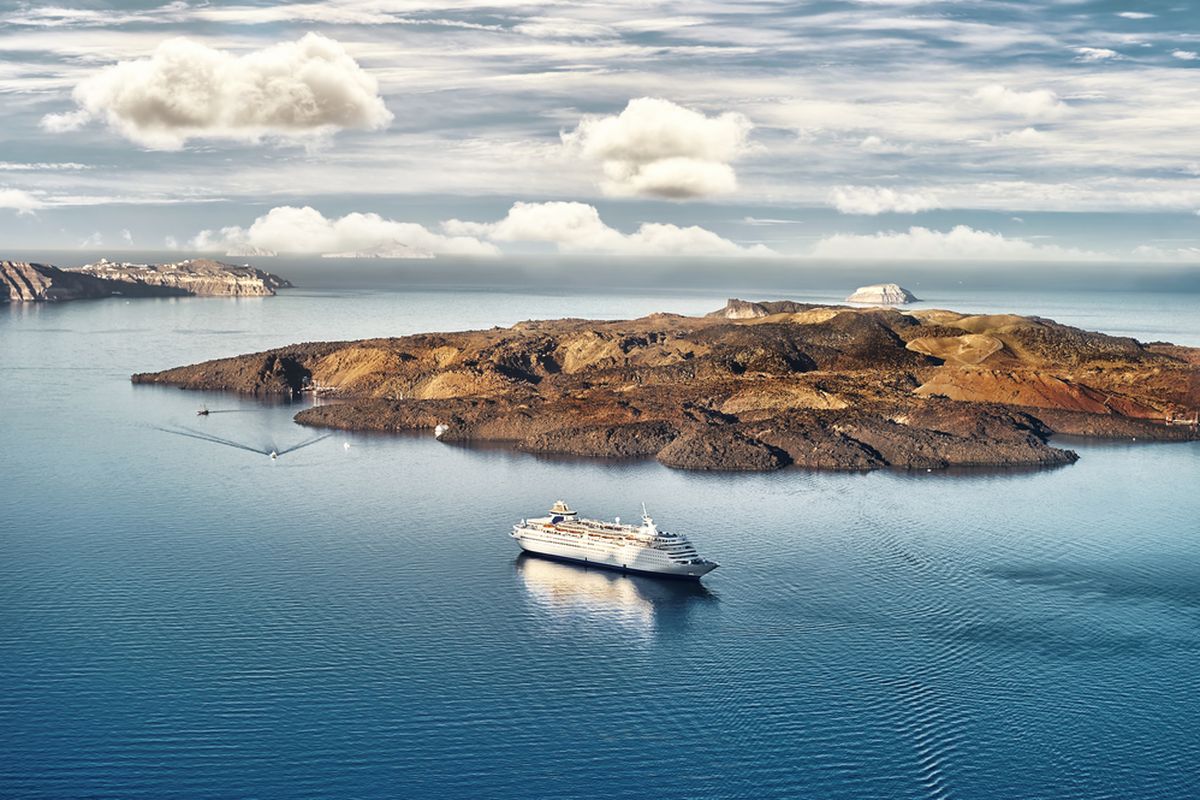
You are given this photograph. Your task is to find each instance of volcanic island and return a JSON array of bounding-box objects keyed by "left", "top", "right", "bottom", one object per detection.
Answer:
[{"left": 132, "top": 299, "right": 1200, "bottom": 472}]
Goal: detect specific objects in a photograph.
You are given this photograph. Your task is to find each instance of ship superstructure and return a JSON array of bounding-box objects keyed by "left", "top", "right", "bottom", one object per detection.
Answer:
[{"left": 511, "top": 501, "right": 718, "bottom": 579}]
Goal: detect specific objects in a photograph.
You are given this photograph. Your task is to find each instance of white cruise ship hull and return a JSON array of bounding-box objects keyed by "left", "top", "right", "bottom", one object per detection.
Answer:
[{"left": 513, "top": 534, "right": 718, "bottom": 579}]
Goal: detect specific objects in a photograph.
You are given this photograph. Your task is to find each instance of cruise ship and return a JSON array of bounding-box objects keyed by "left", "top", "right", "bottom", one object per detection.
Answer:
[{"left": 511, "top": 501, "right": 719, "bottom": 579}]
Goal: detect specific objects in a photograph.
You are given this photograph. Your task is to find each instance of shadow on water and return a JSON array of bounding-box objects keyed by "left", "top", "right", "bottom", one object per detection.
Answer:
[{"left": 986, "top": 564, "right": 1200, "bottom": 611}]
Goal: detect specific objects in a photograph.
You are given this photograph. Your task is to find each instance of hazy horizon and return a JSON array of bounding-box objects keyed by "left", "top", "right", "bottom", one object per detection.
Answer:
[{"left": 9, "top": 250, "right": 1200, "bottom": 295}]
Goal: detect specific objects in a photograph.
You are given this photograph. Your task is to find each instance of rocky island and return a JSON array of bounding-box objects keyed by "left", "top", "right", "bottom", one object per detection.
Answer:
[
  {"left": 2, "top": 258, "right": 291, "bottom": 302},
  {"left": 846, "top": 283, "right": 919, "bottom": 304},
  {"left": 132, "top": 299, "right": 1200, "bottom": 472}
]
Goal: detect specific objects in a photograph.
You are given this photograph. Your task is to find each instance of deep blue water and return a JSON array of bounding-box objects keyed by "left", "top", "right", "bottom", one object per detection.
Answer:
[{"left": 2, "top": 288, "right": 1199, "bottom": 800}]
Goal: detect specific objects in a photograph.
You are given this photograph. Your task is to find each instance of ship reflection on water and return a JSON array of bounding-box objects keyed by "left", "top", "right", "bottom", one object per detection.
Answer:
[{"left": 514, "top": 553, "right": 716, "bottom": 639}]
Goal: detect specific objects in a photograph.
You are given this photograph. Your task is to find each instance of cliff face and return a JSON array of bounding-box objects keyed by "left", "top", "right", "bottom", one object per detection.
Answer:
[
  {"left": 1, "top": 260, "right": 187, "bottom": 302},
  {"left": 132, "top": 299, "right": 1200, "bottom": 472},
  {"left": 2, "top": 257, "right": 292, "bottom": 302},
  {"left": 76, "top": 258, "right": 292, "bottom": 297}
]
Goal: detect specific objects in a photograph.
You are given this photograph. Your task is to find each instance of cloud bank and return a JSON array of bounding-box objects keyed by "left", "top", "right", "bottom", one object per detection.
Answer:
[
  {"left": 811, "top": 225, "right": 1103, "bottom": 261},
  {"left": 42, "top": 33, "right": 392, "bottom": 149},
  {"left": 192, "top": 203, "right": 769, "bottom": 257},
  {"left": 829, "top": 186, "right": 941, "bottom": 215},
  {"left": 562, "top": 98, "right": 752, "bottom": 198},
  {"left": 191, "top": 206, "right": 499, "bottom": 256},
  {"left": 445, "top": 201, "right": 772, "bottom": 255}
]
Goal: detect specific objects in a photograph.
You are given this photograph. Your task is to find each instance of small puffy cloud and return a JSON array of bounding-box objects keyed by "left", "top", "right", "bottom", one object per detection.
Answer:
[
  {"left": 859, "top": 135, "right": 912, "bottom": 155},
  {"left": 985, "top": 127, "right": 1045, "bottom": 146},
  {"left": 192, "top": 206, "right": 499, "bottom": 256},
  {"left": 0, "top": 187, "right": 44, "bottom": 214},
  {"left": 972, "top": 84, "right": 1066, "bottom": 118},
  {"left": 1074, "top": 47, "right": 1120, "bottom": 62},
  {"left": 562, "top": 98, "right": 752, "bottom": 198},
  {"left": 42, "top": 33, "right": 392, "bottom": 149},
  {"left": 120, "top": 228, "right": 134, "bottom": 244},
  {"left": 444, "top": 201, "right": 772, "bottom": 256},
  {"left": 810, "top": 225, "right": 1103, "bottom": 261},
  {"left": 1172, "top": 50, "right": 1199, "bottom": 61},
  {"left": 1116, "top": 11, "right": 1155, "bottom": 19},
  {"left": 829, "top": 186, "right": 941, "bottom": 215}
]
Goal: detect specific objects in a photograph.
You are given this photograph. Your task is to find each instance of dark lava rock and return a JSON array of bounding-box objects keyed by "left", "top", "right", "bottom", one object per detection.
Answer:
[
  {"left": 656, "top": 429, "right": 791, "bottom": 471},
  {"left": 520, "top": 421, "right": 679, "bottom": 458}
]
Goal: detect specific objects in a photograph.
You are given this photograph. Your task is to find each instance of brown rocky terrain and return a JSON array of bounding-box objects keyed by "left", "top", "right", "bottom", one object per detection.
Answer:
[
  {"left": 1, "top": 258, "right": 290, "bottom": 302},
  {"left": 131, "top": 299, "right": 1200, "bottom": 472}
]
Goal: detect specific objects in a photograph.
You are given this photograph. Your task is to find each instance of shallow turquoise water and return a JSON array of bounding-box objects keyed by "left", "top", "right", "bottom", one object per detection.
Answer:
[{"left": 1, "top": 289, "right": 1198, "bottom": 799}]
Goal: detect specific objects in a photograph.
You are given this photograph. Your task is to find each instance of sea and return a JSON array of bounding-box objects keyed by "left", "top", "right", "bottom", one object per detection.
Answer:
[{"left": 2, "top": 267, "right": 1199, "bottom": 799}]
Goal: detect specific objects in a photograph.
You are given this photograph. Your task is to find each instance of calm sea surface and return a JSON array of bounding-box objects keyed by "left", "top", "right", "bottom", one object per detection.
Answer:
[{"left": 2, "top": 286, "right": 1198, "bottom": 799}]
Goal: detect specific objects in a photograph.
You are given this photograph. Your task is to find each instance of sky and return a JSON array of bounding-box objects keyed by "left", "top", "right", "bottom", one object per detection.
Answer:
[{"left": 1, "top": 0, "right": 1199, "bottom": 263}]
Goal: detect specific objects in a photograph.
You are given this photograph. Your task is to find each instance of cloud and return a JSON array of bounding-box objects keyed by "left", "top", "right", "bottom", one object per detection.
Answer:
[
  {"left": 1131, "top": 244, "right": 1200, "bottom": 262},
  {"left": 1172, "top": 50, "right": 1199, "bottom": 61},
  {"left": 562, "top": 98, "right": 752, "bottom": 198},
  {"left": 0, "top": 188, "right": 44, "bottom": 214},
  {"left": 985, "top": 126, "right": 1045, "bottom": 146},
  {"left": 0, "top": 161, "right": 91, "bottom": 171},
  {"left": 810, "top": 225, "right": 1104, "bottom": 260},
  {"left": 513, "top": 18, "right": 618, "bottom": 39},
  {"left": 972, "top": 84, "right": 1066, "bottom": 118},
  {"left": 829, "top": 186, "right": 941, "bottom": 215},
  {"left": 41, "top": 33, "right": 392, "bottom": 149},
  {"left": 444, "top": 201, "right": 772, "bottom": 255},
  {"left": 192, "top": 206, "right": 499, "bottom": 256},
  {"left": 1116, "top": 12, "right": 1155, "bottom": 20},
  {"left": 1074, "top": 47, "right": 1120, "bottom": 62},
  {"left": 120, "top": 228, "right": 133, "bottom": 244},
  {"left": 858, "top": 135, "right": 912, "bottom": 154}
]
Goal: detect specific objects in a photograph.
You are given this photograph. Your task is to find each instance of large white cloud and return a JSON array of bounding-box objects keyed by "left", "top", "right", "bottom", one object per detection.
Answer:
[
  {"left": 0, "top": 187, "right": 43, "bottom": 214},
  {"left": 41, "top": 33, "right": 392, "bottom": 149},
  {"left": 191, "top": 206, "right": 499, "bottom": 256},
  {"left": 561, "top": 98, "right": 752, "bottom": 198},
  {"left": 445, "top": 201, "right": 772, "bottom": 255},
  {"left": 810, "top": 225, "right": 1105, "bottom": 261},
  {"left": 829, "top": 186, "right": 941, "bottom": 215}
]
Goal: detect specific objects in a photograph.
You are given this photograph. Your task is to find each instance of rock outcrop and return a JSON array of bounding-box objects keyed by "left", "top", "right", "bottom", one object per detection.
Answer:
[
  {"left": 707, "top": 298, "right": 818, "bottom": 319},
  {"left": 76, "top": 258, "right": 291, "bottom": 296},
  {"left": 132, "top": 301, "right": 1199, "bottom": 472},
  {"left": 846, "top": 283, "right": 919, "bottom": 305}
]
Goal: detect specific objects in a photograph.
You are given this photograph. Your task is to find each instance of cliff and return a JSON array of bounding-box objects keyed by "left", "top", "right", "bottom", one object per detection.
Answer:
[
  {"left": 76, "top": 258, "right": 292, "bottom": 297},
  {"left": 132, "top": 298, "right": 1199, "bottom": 472},
  {"left": 1, "top": 260, "right": 187, "bottom": 302}
]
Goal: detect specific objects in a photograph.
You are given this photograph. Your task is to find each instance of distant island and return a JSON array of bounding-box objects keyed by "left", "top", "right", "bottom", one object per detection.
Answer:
[
  {"left": 1, "top": 258, "right": 292, "bottom": 302},
  {"left": 131, "top": 299, "right": 1199, "bottom": 472},
  {"left": 846, "top": 283, "right": 919, "bottom": 304},
  {"left": 320, "top": 244, "right": 435, "bottom": 259}
]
